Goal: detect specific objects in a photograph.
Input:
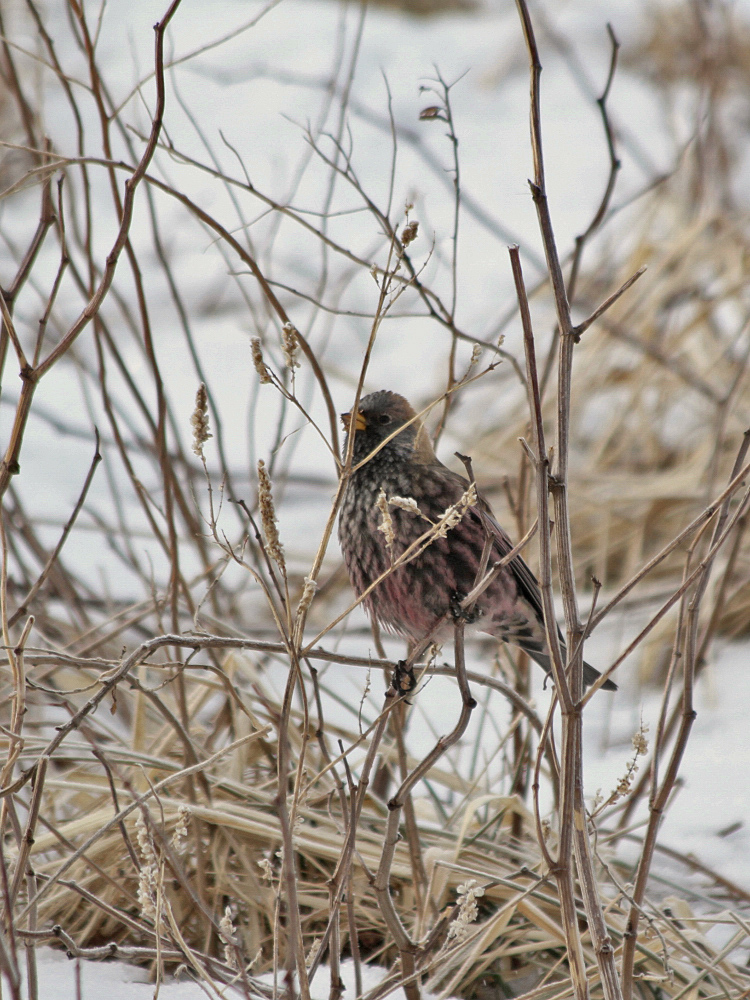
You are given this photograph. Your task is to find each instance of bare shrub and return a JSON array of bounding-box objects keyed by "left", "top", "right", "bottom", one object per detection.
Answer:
[{"left": 0, "top": 2, "right": 748, "bottom": 1000}]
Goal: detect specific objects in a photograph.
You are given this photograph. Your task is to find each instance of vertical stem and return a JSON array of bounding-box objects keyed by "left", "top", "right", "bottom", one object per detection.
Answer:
[
  {"left": 620, "top": 433, "right": 750, "bottom": 1000},
  {"left": 513, "top": 4, "right": 633, "bottom": 996},
  {"left": 373, "top": 621, "right": 476, "bottom": 1000},
  {"left": 393, "top": 702, "right": 427, "bottom": 915},
  {"left": 24, "top": 873, "right": 38, "bottom": 1000},
  {"left": 509, "top": 207, "right": 612, "bottom": 1000},
  {"left": 276, "top": 660, "right": 311, "bottom": 1000},
  {"left": 307, "top": 684, "right": 399, "bottom": 982}
]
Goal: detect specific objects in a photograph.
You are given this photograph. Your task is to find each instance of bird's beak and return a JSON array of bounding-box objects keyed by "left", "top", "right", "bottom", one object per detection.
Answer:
[{"left": 341, "top": 409, "right": 367, "bottom": 433}]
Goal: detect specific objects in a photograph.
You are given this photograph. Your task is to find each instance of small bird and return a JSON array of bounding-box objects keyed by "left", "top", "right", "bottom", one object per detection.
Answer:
[{"left": 338, "top": 390, "right": 616, "bottom": 692}]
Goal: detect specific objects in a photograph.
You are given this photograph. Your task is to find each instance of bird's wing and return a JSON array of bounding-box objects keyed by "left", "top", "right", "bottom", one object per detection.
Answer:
[
  {"left": 438, "top": 465, "right": 618, "bottom": 689},
  {"left": 439, "top": 465, "right": 546, "bottom": 620},
  {"left": 475, "top": 499, "right": 546, "bottom": 622}
]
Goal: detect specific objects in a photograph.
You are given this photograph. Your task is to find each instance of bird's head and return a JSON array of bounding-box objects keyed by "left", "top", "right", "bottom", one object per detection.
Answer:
[{"left": 341, "top": 390, "right": 436, "bottom": 465}]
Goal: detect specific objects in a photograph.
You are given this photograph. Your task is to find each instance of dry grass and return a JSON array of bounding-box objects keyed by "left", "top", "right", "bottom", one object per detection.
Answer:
[
  {"left": 11, "top": 647, "right": 750, "bottom": 1000},
  {"left": 473, "top": 182, "right": 750, "bottom": 675}
]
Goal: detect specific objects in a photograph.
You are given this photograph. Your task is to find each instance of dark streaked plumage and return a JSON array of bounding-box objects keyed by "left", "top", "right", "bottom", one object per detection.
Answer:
[{"left": 337, "top": 390, "right": 616, "bottom": 692}]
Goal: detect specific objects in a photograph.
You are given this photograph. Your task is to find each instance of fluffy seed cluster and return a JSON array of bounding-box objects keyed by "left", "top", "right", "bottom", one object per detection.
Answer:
[
  {"left": 433, "top": 483, "right": 477, "bottom": 539},
  {"left": 219, "top": 905, "right": 238, "bottom": 969},
  {"left": 594, "top": 721, "right": 650, "bottom": 813},
  {"left": 447, "top": 880, "right": 485, "bottom": 940},
  {"left": 616, "top": 723, "right": 650, "bottom": 798},
  {"left": 281, "top": 322, "right": 300, "bottom": 370},
  {"left": 257, "top": 857, "right": 274, "bottom": 881},
  {"left": 376, "top": 488, "right": 395, "bottom": 552},
  {"left": 401, "top": 220, "right": 419, "bottom": 247},
  {"left": 257, "top": 460, "right": 285, "bottom": 572},
  {"left": 296, "top": 576, "right": 317, "bottom": 616},
  {"left": 632, "top": 724, "right": 649, "bottom": 757},
  {"left": 388, "top": 495, "right": 422, "bottom": 516},
  {"left": 171, "top": 803, "right": 191, "bottom": 853},
  {"left": 135, "top": 811, "right": 158, "bottom": 919},
  {"left": 251, "top": 338, "right": 272, "bottom": 384},
  {"left": 190, "top": 383, "right": 212, "bottom": 458},
  {"left": 375, "top": 485, "right": 474, "bottom": 563}
]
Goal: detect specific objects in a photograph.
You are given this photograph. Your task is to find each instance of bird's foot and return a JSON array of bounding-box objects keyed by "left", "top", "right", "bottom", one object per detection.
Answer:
[
  {"left": 449, "top": 591, "right": 482, "bottom": 625},
  {"left": 392, "top": 660, "right": 417, "bottom": 698}
]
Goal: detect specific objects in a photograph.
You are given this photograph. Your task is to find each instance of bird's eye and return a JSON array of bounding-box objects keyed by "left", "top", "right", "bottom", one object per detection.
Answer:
[{"left": 377, "top": 413, "right": 393, "bottom": 426}]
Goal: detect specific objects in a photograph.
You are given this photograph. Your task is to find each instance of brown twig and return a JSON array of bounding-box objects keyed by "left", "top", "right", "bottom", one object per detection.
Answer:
[
  {"left": 513, "top": 4, "right": 632, "bottom": 993},
  {"left": 0, "top": 0, "right": 184, "bottom": 503},
  {"left": 373, "top": 620, "right": 476, "bottom": 1000}
]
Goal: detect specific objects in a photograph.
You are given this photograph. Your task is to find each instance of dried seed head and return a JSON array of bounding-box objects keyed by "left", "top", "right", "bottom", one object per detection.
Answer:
[
  {"left": 137, "top": 865, "right": 157, "bottom": 919},
  {"left": 171, "top": 803, "right": 191, "bottom": 853},
  {"left": 257, "top": 460, "right": 285, "bottom": 572},
  {"left": 296, "top": 576, "right": 317, "bottom": 616},
  {"left": 281, "top": 322, "right": 300, "bottom": 370},
  {"left": 447, "top": 880, "right": 485, "bottom": 940},
  {"left": 190, "top": 383, "right": 212, "bottom": 458},
  {"left": 470, "top": 344, "right": 482, "bottom": 366},
  {"left": 219, "top": 905, "right": 234, "bottom": 940},
  {"left": 135, "top": 810, "right": 156, "bottom": 866},
  {"left": 632, "top": 723, "right": 649, "bottom": 756},
  {"left": 219, "top": 905, "right": 238, "bottom": 970},
  {"left": 376, "top": 488, "right": 395, "bottom": 553},
  {"left": 401, "top": 220, "right": 419, "bottom": 247},
  {"left": 389, "top": 496, "right": 422, "bottom": 516},
  {"left": 135, "top": 811, "right": 158, "bottom": 918},
  {"left": 306, "top": 938, "right": 321, "bottom": 967},
  {"left": 434, "top": 482, "right": 477, "bottom": 539},
  {"left": 605, "top": 721, "right": 651, "bottom": 809},
  {"left": 419, "top": 105, "right": 442, "bottom": 120},
  {"left": 251, "top": 338, "right": 273, "bottom": 384},
  {"left": 257, "top": 857, "right": 274, "bottom": 881}
]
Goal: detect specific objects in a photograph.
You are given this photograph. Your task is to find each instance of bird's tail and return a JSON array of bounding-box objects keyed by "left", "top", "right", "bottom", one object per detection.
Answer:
[{"left": 521, "top": 644, "right": 617, "bottom": 692}]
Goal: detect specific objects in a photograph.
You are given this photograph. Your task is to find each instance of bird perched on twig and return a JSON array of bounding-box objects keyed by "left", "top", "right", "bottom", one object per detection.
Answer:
[{"left": 338, "top": 390, "right": 616, "bottom": 692}]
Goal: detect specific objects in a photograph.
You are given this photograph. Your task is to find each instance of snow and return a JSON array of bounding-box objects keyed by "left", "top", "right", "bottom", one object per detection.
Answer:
[
  {"left": 21, "top": 952, "right": 416, "bottom": 999},
  {"left": 20, "top": 946, "right": 181, "bottom": 999}
]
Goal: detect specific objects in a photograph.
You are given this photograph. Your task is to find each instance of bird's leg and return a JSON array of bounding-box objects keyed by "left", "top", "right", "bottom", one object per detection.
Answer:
[{"left": 449, "top": 590, "right": 482, "bottom": 625}]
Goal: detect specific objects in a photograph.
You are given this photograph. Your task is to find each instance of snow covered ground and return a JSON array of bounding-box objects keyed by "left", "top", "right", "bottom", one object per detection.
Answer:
[{"left": 21, "top": 952, "right": 415, "bottom": 999}]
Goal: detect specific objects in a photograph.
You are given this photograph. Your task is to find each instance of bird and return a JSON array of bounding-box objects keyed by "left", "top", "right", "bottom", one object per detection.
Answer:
[{"left": 338, "top": 390, "right": 616, "bottom": 692}]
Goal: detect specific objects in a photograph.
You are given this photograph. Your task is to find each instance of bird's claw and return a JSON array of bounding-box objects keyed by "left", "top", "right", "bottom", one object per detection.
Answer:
[
  {"left": 393, "top": 660, "right": 417, "bottom": 699},
  {"left": 449, "top": 591, "right": 482, "bottom": 625}
]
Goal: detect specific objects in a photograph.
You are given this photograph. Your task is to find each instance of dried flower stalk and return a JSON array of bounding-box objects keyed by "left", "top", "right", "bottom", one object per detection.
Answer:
[
  {"left": 251, "top": 338, "right": 273, "bottom": 384},
  {"left": 190, "top": 383, "right": 212, "bottom": 458},
  {"left": 257, "top": 460, "right": 285, "bottom": 573}
]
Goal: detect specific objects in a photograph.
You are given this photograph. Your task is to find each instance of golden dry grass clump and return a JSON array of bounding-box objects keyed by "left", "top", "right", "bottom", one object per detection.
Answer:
[{"left": 12, "top": 646, "right": 750, "bottom": 999}]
